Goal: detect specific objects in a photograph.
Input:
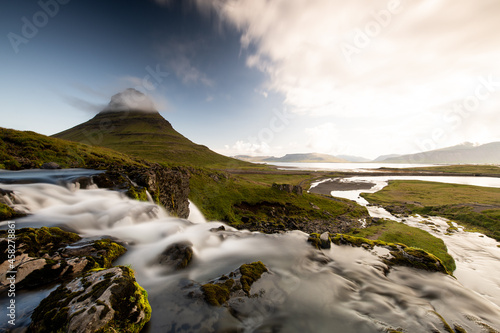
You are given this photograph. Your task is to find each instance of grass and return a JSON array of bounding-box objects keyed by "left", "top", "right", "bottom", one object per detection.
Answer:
[
  {"left": 389, "top": 164, "right": 500, "bottom": 175},
  {"left": 347, "top": 219, "right": 456, "bottom": 273},
  {"left": 362, "top": 180, "right": 500, "bottom": 241},
  {"left": 0, "top": 127, "right": 145, "bottom": 170},
  {"left": 188, "top": 168, "right": 368, "bottom": 226}
]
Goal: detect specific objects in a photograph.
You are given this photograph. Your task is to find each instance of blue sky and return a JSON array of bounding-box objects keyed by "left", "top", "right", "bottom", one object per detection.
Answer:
[{"left": 2, "top": 0, "right": 500, "bottom": 160}]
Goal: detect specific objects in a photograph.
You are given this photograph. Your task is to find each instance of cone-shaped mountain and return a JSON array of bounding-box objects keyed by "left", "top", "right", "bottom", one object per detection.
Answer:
[{"left": 53, "top": 89, "right": 247, "bottom": 167}]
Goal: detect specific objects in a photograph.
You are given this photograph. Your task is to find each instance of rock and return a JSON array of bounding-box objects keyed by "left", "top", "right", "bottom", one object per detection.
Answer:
[
  {"left": 40, "top": 162, "right": 61, "bottom": 169},
  {"left": 200, "top": 261, "right": 269, "bottom": 306},
  {"left": 157, "top": 241, "right": 193, "bottom": 270},
  {"left": 29, "top": 266, "right": 151, "bottom": 333},
  {"left": 209, "top": 225, "right": 226, "bottom": 232},
  {"left": 0, "top": 227, "right": 127, "bottom": 291},
  {"left": 272, "top": 183, "right": 303, "bottom": 195},
  {"left": 92, "top": 164, "right": 191, "bottom": 218},
  {"left": 307, "top": 232, "right": 331, "bottom": 249}
]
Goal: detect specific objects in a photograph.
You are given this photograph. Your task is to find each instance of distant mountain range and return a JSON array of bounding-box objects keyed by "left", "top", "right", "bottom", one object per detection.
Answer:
[
  {"left": 235, "top": 153, "right": 363, "bottom": 163},
  {"left": 378, "top": 142, "right": 500, "bottom": 164},
  {"left": 235, "top": 142, "right": 500, "bottom": 165}
]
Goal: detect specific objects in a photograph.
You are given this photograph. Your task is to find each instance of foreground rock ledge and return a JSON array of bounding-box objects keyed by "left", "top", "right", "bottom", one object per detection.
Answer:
[{"left": 29, "top": 266, "right": 152, "bottom": 333}]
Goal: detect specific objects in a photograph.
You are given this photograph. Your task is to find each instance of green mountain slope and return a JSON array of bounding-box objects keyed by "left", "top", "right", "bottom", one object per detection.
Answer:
[
  {"left": 0, "top": 127, "right": 144, "bottom": 170},
  {"left": 53, "top": 106, "right": 251, "bottom": 168}
]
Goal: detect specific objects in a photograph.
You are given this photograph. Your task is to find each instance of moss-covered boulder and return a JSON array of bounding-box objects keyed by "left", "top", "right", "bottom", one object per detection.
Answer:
[
  {"left": 328, "top": 233, "right": 450, "bottom": 275},
  {"left": 29, "top": 266, "right": 151, "bottom": 333},
  {"left": 201, "top": 261, "right": 269, "bottom": 306},
  {"left": 0, "top": 227, "right": 126, "bottom": 291},
  {"left": 156, "top": 241, "right": 193, "bottom": 271}
]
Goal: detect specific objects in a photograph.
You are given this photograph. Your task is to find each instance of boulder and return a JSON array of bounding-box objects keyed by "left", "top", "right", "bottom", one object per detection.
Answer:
[
  {"left": 156, "top": 241, "right": 193, "bottom": 270},
  {"left": 40, "top": 162, "right": 61, "bottom": 169},
  {"left": 0, "top": 227, "right": 126, "bottom": 291},
  {"left": 29, "top": 266, "right": 151, "bottom": 333}
]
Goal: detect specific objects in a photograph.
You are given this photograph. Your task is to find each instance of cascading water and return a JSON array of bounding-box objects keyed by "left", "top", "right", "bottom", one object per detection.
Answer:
[
  {"left": 310, "top": 176, "right": 500, "bottom": 309},
  {"left": 1, "top": 170, "right": 500, "bottom": 332}
]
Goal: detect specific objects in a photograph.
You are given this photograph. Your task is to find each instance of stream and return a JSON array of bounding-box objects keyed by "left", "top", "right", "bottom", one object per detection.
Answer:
[{"left": 1, "top": 170, "right": 500, "bottom": 332}]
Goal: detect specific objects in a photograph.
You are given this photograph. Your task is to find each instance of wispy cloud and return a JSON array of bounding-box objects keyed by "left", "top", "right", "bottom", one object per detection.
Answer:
[{"left": 158, "top": 40, "right": 215, "bottom": 87}]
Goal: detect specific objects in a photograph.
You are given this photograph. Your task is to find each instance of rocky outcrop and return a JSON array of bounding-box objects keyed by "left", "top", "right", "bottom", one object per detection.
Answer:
[
  {"left": 0, "top": 227, "right": 126, "bottom": 291},
  {"left": 29, "top": 266, "right": 151, "bottom": 333},
  {"left": 272, "top": 183, "right": 303, "bottom": 195},
  {"left": 311, "top": 233, "right": 450, "bottom": 275},
  {"left": 92, "top": 164, "right": 190, "bottom": 218},
  {"left": 200, "top": 261, "right": 269, "bottom": 306}
]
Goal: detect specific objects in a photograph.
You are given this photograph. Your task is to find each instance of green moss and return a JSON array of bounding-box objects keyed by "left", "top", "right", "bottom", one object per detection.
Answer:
[
  {"left": 307, "top": 233, "right": 331, "bottom": 249},
  {"left": 3, "top": 227, "right": 81, "bottom": 257},
  {"left": 329, "top": 233, "right": 450, "bottom": 275},
  {"left": 89, "top": 239, "right": 127, "bottom": 268},
  {"left": 239, "top": 261, "right": 268, "bottom": 295},
  {"left": 344, "top": 219, "right": 456, "bottom": 273},
  {"left": 126, "top": 186, "right": 149, "bottom": 202},
  {"left": 201, "top": 279, "right": 235, "bottom": 306},
  {"left": 31, "top": 267, "right": 151, "bottom": 333},
  {"left": 0, "top": 203, "right": 18, "bottom": 220}
]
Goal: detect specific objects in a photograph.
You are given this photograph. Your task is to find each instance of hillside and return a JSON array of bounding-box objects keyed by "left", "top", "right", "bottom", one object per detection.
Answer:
[
  {"left": 0, "top": 127, "right": 144, "bottom": 170},
  {"left": 53, "top": 89, "right": 253, "bottom": 168},
  {"left": 380, "top": 142, "right": 500, "bottom": 164}
]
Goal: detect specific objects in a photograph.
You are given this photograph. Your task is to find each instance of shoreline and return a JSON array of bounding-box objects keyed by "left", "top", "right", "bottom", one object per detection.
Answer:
[{"left": 309, "top": 178, "right": 376, "bottom": 195}]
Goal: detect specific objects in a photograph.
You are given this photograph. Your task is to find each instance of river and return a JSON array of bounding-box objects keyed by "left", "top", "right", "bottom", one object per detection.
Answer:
[{"left": 1, "top": 170, "right": 500, "bottom": 332}]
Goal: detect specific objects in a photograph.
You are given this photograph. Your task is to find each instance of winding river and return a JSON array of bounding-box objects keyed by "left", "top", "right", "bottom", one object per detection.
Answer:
[{"left": 1, "top": 170, "right": 500, "bottom": 332}]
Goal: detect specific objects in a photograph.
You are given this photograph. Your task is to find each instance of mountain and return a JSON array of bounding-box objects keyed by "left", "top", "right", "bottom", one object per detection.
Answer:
[
  {"left": 53, "top": 89, "right": 251, "bottom": 168},
  {"left": 262, "top": 153, "right": 348, "bottom": 163},
  {"left": 233, "top": 155, "right": 273, "bottom": 163},
  {"left": 336, "top": 155, "right": 371, "bottom": 163},
  {"left": 373, "top": 154, "right": 402, "bottom": 162},
  {"left": 380, "top": 142, "right": 500, "bottom": 164}
]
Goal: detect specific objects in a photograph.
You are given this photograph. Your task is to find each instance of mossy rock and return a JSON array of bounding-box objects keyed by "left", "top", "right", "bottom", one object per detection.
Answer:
[
  {"left": 239, "top": 261, "right": 268, "bottom": 295},
  {"left": 201, "top": 261, "right": 269, "bottom": 306},
  {"left": 0, "top": 203, "right": 24, "bottom": 221},
  {"left": 87, "top": 239, "right": 127, "bottom": 269},
  {"left": 30, "top": 266, "right": 151, "bottom": 333},
  {"left": 0, "top": 227, "right": 81, "bottom": 257},
  {"left": 328, "top": 233, "right": 450, "bottom": 275},
  {"left": 201, "top": 279, "right": 235, "bottom": 306}
]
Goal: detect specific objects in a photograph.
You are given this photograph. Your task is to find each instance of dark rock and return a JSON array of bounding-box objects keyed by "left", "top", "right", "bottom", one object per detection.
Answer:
[
  {"left": 40, "top": 162, "right": 61, "bottom": 169},
  {"left": 209, "top": 225, "right": 226, "bottom": 232},
  {"left": 0, "top": 227, "right": 126, "bottom": 291},
  {"left": 29, "top": 266, "right": 151, "bottom": 333},
  {"left": 157, "top": 241, "right": 193, "bottom": 270},
  {"left": 92, "top": 164, "right": 190, "bottom": 218}
]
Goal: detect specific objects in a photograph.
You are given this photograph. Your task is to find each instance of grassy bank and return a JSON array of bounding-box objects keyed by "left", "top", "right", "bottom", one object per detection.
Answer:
[
  {"left": 347, "top": 219, "right": 456, "bottom": 273},
  {"left": 362, "top": 180, "right": 500, "bottom": 241},
  {"left": 383, "top": 164, "right": 500, "bottom": 175},
  {"left": 189, "top": 168, "right": 368, "bottom": 230}
]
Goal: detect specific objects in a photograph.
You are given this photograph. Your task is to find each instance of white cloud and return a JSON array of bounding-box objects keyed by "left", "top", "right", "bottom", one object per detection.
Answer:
[
  {"left": 222, "top": 140, "right": 271, "bottom": 156},
  {"left": 193, "top": 0, "right": 500, "bottom": 153},
  {"left": 158, "top": 41, "right": 215, "bottom": 87}
]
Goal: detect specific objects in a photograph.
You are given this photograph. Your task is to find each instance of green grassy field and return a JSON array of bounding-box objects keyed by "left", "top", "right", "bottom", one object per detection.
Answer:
[
  {"left": 347, "top": 219, "right": 456, "bottom": 273},
  {"left": 384, "top": 164, "right": 500, "bottom": 175},
  {"left": 362, "top": 180, "right": 500, "bottom": 241},
  {"left": 189, "top": 168, "right": 368, "bottom": 227}
]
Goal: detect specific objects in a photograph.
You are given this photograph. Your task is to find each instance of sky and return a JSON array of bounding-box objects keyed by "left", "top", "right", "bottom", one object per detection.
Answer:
[{"left": 1, "top": 0, "right": 500, "bottom": 160}]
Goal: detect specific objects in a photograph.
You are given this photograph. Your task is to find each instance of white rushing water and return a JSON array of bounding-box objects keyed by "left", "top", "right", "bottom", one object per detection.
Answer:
[
  {"left": 1, "top": 171, "right": 500, "bottom": 332},
  {"left": 310, "top": 176, "right": 500, "bottom": 310}
]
